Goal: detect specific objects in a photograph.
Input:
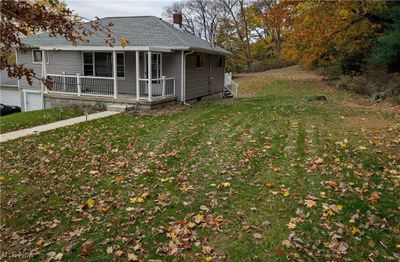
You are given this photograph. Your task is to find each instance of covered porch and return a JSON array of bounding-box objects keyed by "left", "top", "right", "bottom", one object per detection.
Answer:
[{"left": 44, "top": 50, "right": 177, "bottom": 102}]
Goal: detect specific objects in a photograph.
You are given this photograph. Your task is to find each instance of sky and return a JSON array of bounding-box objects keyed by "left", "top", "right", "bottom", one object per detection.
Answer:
[{"left": 65, "top": 0, "right": 176, "bottom": 19}]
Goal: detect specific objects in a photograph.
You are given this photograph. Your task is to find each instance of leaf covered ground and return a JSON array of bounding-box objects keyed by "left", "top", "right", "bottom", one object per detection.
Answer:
[{"left": 1, "top": 67, "right": 399, "bottom": 261}]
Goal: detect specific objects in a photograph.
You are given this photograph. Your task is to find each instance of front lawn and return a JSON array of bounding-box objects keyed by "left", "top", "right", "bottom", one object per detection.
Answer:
[
  {"left": 1, "top": 67, "right": 399, "bottom": 261},
  {"left": 0, "top": 107, "right": 85, "bottom": 134}
]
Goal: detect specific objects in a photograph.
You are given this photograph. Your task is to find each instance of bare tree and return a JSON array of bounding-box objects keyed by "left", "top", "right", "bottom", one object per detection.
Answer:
[
  {"left": 219, "top": 0, "right": 253, "bottom": 71},
  {"left": 163, "top": 0, "right": 224, "bottom": 45}
]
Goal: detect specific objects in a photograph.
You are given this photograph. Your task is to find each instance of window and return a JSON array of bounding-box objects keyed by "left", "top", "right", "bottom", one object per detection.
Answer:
[
  {"left": 32, "top": 50, "right": 42, "bottom": 63},
  {"left": 117, "top": 53, "right": 125, "bottom": 78},
  {"left": 82, "top": 52, "right": 125, "bottom": 78},
  {"left": 196, "top": 55, "right": 204, "bottom": 68},
  {"left": 217, "top": 57, "right": 224, "bottom": 68},
  {"left": 95, "top": 53, "right": 112, "bottom": 77},
  {"left": 83, "top": 53, "right": 94, "bottom": 76}
]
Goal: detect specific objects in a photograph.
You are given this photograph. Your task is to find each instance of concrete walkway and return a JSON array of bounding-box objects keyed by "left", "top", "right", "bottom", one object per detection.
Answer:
[{"left": 0, "top": 111, "right": 119, "bottom": 143}]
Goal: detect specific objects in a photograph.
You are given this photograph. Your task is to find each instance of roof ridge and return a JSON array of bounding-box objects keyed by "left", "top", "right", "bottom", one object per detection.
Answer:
[
  {"left": 155, "top": 18, "right": 188, "bottom": 47},
  {"left": 101, "top": 15, "right": 158, "bottom": 19}
]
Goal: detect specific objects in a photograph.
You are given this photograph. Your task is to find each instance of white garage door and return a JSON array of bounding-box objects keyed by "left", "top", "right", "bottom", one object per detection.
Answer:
[
  {"left": 0, "top": 88, "right": 21, "bottom": 107},
  {"left": 25, "top": 92, "right": 42, "bottom": 111}
]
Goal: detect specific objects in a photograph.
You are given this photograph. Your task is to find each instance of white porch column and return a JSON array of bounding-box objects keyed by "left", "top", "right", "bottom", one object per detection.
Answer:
[
  {"left": 147, "top": 51, "right": 152, "bottom": 101},
  {"left": 42, "top": 50, "right": 48, "bottom": 94},
  {"left": 136, "top": 51, "right": 140, "bottom": 100},
  {"left": 112, "top": 51, "right": 118, "bottom": 99}
]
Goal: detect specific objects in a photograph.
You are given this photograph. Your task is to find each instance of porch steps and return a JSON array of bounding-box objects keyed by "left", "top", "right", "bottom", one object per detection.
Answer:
[{"left": 106, "top": 104, "right": 136, "bottom": 112}]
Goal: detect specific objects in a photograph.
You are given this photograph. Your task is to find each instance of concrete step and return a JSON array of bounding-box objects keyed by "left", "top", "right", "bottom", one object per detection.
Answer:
[{"left": 107, "top": 104, "right": 136, "bottom": 112}]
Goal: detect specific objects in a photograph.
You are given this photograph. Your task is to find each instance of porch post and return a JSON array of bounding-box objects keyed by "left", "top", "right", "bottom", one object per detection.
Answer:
[
  {"left": 147, "top": 51, "right": 152, "bottom": 101},
  {"left": 136, "top": 51, "right": 140, "bottom": 100},
  {"left": 112, "top": 51, "right": 118, "bottom": 99},
  {"left": 42, "top": 50, "right": 48, "bottom": 94}
]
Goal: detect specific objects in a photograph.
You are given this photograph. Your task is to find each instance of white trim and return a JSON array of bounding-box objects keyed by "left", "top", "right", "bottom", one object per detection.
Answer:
[
  {"left": 23, "top": 89, "right": 44, "bottom": 112},
  {"left": 135, "top": 51, "right": 140, "bottom": 100},
  {"left": 47, "top": 73, "right": 113, "bottom": 80},
  {"left": 39, "top": 46, "right": 180, "bottom": 52},
  {"left": 32, "top": 50, "right": 42, "bottom": 64},
  {"left": 148, "top": 51, "right": 152, "bottom": 101},
  {"left": 112, "top": 51, "right": 118, "bottom": 99},
  {"left": 32, "top": 49, "right": 49, "bottom": 64},
  {"left": 144, "top": 52, "right": 161, "bottom": 80},
  {"left": 181, "top": 51, "right": 184, "bottom": 102},
  {"left": 15, "top": 50, "right": 20, "bottom": 90},
  {"left": 160, "top": 53, "right": 163, "bottom": 78}
]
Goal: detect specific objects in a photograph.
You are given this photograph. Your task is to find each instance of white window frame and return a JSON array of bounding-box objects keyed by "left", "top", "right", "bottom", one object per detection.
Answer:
[
  {"left": 144, "top": 52, "right": 162, "bottom": 79},
  {"left": 82, "top": 51, "right": 125, "bottom": 79},
  {"left": 32, "top": 50, "right": 49, "bottom": 64}
]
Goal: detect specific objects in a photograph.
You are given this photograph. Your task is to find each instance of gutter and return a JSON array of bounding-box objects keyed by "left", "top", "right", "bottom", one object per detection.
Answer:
[{"left": 181, "top": 50, "right": 195, "bottom": 105}]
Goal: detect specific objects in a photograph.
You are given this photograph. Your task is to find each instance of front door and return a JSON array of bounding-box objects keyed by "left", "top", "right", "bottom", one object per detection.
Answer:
[
  {"left": 144, "top": 53, "right": 161, "bottom": 80},
  {"left": 144, "top": 53, "right": 162, "bottom": 96}
]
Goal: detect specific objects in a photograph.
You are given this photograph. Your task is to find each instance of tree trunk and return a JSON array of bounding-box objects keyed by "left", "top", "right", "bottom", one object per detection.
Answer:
[{"left": 274, "top": 37, "right": 281, "bottom": 58}]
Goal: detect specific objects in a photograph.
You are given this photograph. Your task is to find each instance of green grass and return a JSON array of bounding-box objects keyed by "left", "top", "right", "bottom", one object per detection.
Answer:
[
  {"left": 0, "top": 107, "right": 84, "bottom": 134},
  {"left": 1, "top": 68, "right": 399, "bottom": 261}
]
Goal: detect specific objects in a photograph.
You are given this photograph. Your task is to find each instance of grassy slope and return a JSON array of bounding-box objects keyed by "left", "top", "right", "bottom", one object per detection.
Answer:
[
  {"left": 1, "top": 67, "right": 399, "bottom": 261},
  {"left": 0, "top": 107, "right": 85, "bottom": 134}
]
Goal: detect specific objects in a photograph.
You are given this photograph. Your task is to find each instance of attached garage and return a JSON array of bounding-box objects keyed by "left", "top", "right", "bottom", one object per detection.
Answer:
[{"left": 0, "top": 88, "right": 21, "bottom": 107}]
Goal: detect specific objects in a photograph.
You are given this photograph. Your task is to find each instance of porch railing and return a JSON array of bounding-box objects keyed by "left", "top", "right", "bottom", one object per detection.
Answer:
[
  {"left": 47, "top": 73, "right": 114, "bottom": 97},
  {"left": 47, "top": 74, "right": 114, "bottom": 96},
  {"left": 47, "top": 74, "right": 175, "bottom": 101},
  {"left": 138, "top": 77, "right": 175, "bottom": 100},
  {"left": 224, "top": 72, "right": 239, "bottom": 98}
]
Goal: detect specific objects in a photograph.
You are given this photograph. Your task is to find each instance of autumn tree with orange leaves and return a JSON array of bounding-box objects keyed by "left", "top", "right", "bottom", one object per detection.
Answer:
[{"left": 280, "top": 1, "right": 385, "bottom": 73}]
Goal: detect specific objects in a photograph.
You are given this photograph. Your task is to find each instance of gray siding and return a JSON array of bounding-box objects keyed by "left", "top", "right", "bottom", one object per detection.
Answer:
[
  {"left": 47, "top": 51, "right": 82, "bottom": 75},
  {"left": 185, "top": 53, "right": 224, "bottom": 101},
  {"left": 17, "top": 49, "right": 42, "bottom": 90},
  {"left": 118, "top": 51, "right": 135, "bottom": 95},
  {"left": 162, "top": 52, "right": 182, "bottom": 101}
]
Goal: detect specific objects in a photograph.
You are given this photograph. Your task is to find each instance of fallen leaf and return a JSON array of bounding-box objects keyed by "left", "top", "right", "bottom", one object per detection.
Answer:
[
  {"left": 253, "top": 233, "right": 262, "bottom": 240},
  {"left": 55, "top": 253, "right": 63, "bottom": 260},
  {"left": 81, "top": 240, "right": 96, "bottom": 257},
  {"left": 106, "top": 246, "right": 113, "bottom": 254},
  {"left": 86, "top": 198, "right": 95, "bottom": 209},
  {"left": 304, "top": 199, "right": 317, "bottom": 208},
  {"left": 130, "top": 197, "right": 144, "bottom": 204},
  {"left": 351, "top": 227, "right": 360, "bottom": 235},
  {"left": 369, "top": 192, "right": 380, "bottom": 205},
  {"left": 127, "top": 253, "right": 138, "bottom": 261}
]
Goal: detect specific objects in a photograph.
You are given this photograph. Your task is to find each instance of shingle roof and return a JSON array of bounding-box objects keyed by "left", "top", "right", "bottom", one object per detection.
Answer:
[{"left": 23, "top": 16, "right": 229, "bottom": 55}]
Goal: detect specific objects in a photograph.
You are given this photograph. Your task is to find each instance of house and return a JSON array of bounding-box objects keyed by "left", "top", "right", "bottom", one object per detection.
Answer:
[
  {"left": 17, "top": 15, "right": 230, "bottom": 111},
  {"left": 0, "top": 70, "right": 21, "bottom": 107}
]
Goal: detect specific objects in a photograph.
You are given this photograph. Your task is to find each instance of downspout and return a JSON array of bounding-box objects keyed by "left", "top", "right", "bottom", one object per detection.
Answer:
[{"left": 181, "top": 50, "right": 194, "bottom": 106}]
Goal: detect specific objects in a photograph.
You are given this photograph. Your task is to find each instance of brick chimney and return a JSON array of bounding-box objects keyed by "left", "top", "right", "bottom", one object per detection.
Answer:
[{"left": 173, "top": 13, "right": 182, "bottom": 28}]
